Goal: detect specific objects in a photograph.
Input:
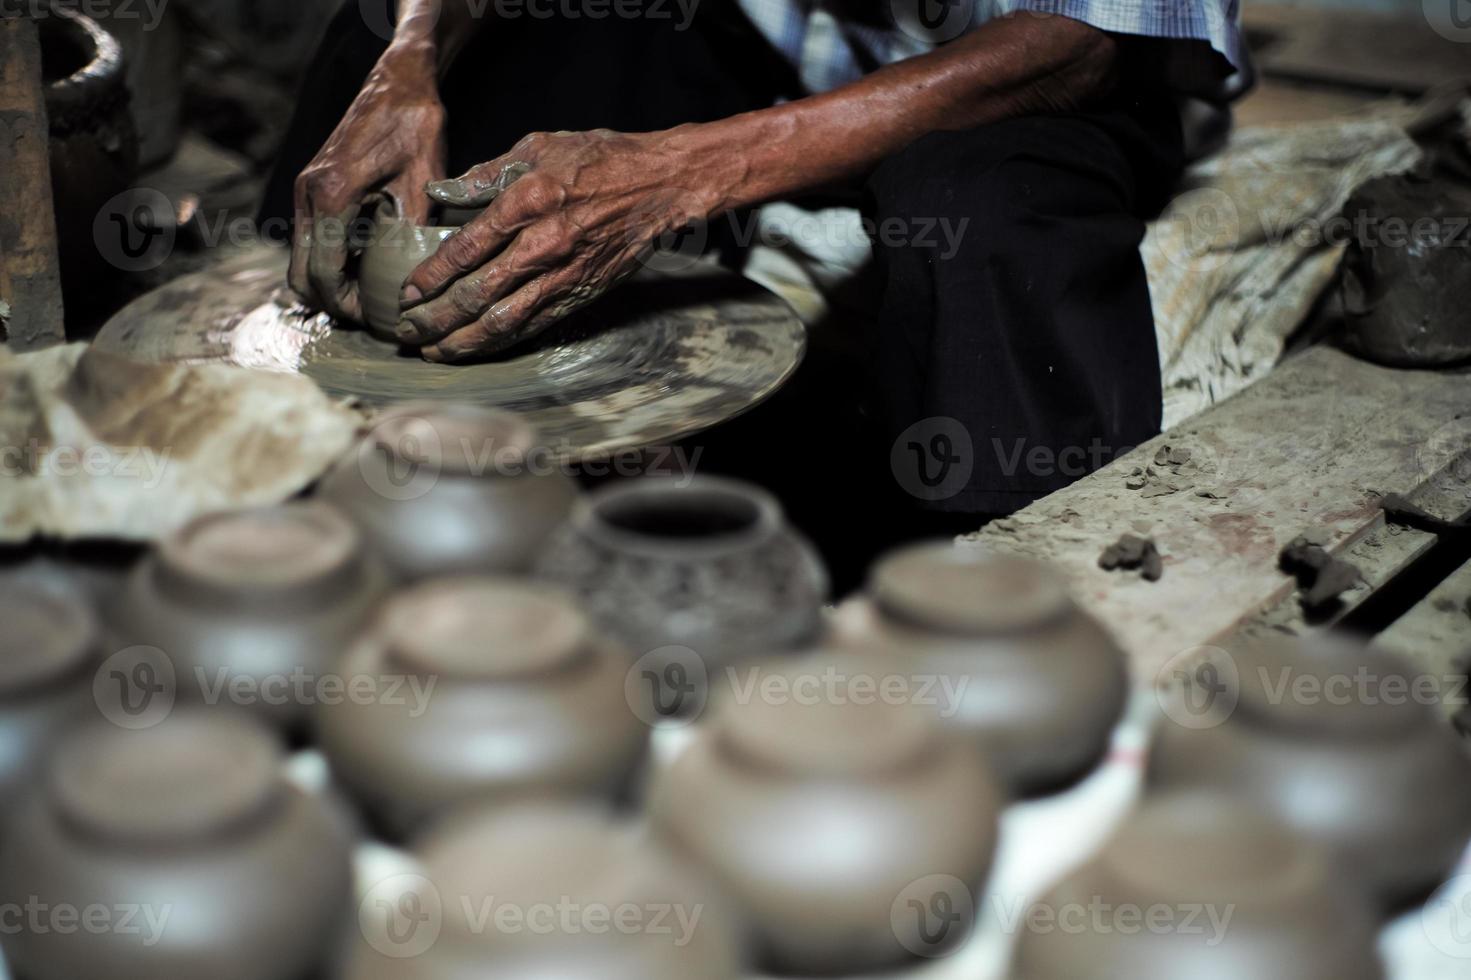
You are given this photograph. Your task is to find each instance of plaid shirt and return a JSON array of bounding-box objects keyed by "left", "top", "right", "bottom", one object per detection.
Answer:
[{"left": 739, "top": 0, "right": 1244, "bottom": 95}]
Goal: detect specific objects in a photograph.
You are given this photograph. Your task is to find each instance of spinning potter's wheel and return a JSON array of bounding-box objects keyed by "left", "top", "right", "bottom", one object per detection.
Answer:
[{"left": 93, "top": 246, "right": 806, "bottom": 459}]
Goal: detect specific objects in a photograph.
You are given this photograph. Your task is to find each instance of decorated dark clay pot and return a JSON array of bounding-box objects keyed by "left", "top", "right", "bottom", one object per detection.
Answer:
[
  {"left": 346, "top": 803, "right": 743, "bottom": 979},
  {"left": 316, "top": 578, "right": 648, "bottom": 839},
  {"left": 1148, "top": 635, "right": 1471, "bottom": 909},
  {"left": 0, "top": 711, "right": 354, "bottom": 980},
  {"left": 0, "top": 580, "right": 101, "bottom": 830},
  {"left": 649, "top": 655, "right": 999, "bottom": 974},
  {"left": 535, "top": 476, "right": 828, "bottom": 708},
  {"left": 833, "top": 543, "right": 1129, "bottom": 796},
  {"left": 1012, "top": 792, "right": 1384, "bottom": 980},
  {"left": 104, "top": 502, "right": 388, "bottom": 731},
  {"left": 320, "top": 402, "right": 579, "bottom": 582}
]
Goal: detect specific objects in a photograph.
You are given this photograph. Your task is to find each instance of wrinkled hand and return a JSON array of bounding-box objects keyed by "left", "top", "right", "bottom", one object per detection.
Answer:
[
  {"left": 397, "top": 128, "right": 719, "bottom": 362},
  {"left": 290, "top": 50, "right": 446, "bottom": 321}
]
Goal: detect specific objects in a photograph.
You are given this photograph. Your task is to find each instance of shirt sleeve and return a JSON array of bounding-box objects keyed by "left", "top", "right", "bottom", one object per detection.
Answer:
[{"left": 996, "top": 0, "right": 1245, "bottom": 80}]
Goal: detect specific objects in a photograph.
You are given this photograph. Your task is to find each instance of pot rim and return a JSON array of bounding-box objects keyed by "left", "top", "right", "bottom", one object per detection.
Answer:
[
  {"left": 40, "top": 7, "right": 126, "bottom": 127},
  {"left": 570, "top": 475, "right": 784, "bottom": 559}
]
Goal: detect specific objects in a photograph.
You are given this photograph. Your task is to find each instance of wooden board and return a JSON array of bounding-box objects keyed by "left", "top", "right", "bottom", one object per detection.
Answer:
[
  {"left": 959, "top": 346, "right": 1471, "bottom": 680},
  {"left": 0, "top": 15, "right": 65, "bottom": 350},
  {"left": 1375, "top": 557, "right": 1471, "bottom": 723}
]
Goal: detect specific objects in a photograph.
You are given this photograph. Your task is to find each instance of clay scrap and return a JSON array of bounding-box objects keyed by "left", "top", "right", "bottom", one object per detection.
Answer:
[
  {"left": 0, "top": 343, "right": 363, "bottom": 542},
  {"left": 1123, "top": 443, "right": 1227, "bottom": 500},
  {"left": 1278, "top": 531, "right": 1363, "bottom": 612},
  {"left": 1099, "top": 534, "right": 1164, "bottom": 582}
]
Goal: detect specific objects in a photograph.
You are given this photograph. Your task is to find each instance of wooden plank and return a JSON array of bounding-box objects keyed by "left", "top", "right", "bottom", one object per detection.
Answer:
[
  {"left": 958, "top": 346, "right": 1471, "bottom": 681},
  {"left": 1244, "top": 4, "right": 1471, "bottom": 94},
  {"left": 1374, "top": 557, "right": 1471, "bottom": 723},
  {"left": 0, "top": 15, "right": 65, "bottom": 351}
]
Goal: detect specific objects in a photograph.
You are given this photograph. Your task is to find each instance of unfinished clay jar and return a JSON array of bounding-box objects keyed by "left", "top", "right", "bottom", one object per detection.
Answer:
[
  {"left": 321, "top": 402, "right": 579, "bottom": 582},
  {"left": 106, "top": 502, "right": 388, "bottom": 730},
  {"left": 649, "top": 656, "right": 999, "bottom": 974},
  {"left": 0, "top": 711, "right": 354, "bottom": 980},
  {"left": 0, "top": 581, "right": 101, "bottom": 829},
  {"left": 1012, "top": 792, "right": 1384, "bottom": 980},
  {"left": 535, "top": 476, "right": 828, "bottom": 709},
  {"left": 1149, "top": 635, "right": 1471, "bottom": 908},
  {"left": 317, "top": 578, "right": 648, "bottom": 839},
  {"left": 834, "top": 543, "right": 1128, "bottom": 796},
  {"left": 358, "top": 203, "right": 456, "bottom": 340},
  {"left": 346, "top": 803, "right": 743, "bottom": 979}
]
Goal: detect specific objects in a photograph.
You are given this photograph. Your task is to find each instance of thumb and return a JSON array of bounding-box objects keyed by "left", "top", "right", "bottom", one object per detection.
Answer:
[{"left": 426, "top": 161, "right": 532, "bottom": 208}]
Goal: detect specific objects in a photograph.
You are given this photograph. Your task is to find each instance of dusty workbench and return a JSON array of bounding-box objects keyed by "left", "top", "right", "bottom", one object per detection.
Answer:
[{"left": 959, "top": 344, "right": 1471, "bottom": 681}]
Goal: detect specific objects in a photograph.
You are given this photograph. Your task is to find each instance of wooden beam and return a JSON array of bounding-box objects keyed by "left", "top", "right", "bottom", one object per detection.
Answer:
[{"left": 0, "top": 14, "right": 66, "bottom": 351}]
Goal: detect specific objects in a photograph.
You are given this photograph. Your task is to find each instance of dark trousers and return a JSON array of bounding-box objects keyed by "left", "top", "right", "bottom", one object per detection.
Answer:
[{"left": 262, "top": 1, "right": 1184, "bottom": 589}]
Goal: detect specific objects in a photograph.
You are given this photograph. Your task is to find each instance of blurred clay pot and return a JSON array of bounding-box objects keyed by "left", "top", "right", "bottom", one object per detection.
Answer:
[
  {"left": 649, "top": 655, "right": 999, "bottom": 974},
  {"left": 345, "top": 803, "right": 744, "bottom": 979},
  {"left": 1149, "top": 635, "right": 1471, "bottom": 909},
  {"left": 0, "top": 580, "right": 101, "bottom": 830},
  {"left": 317, "top": 578, "right": 648, "bottom": 839},
  {"left": 358, "top": 206, "right": 455, "bottom": 340},
  {"left": 1012, "top": 792, "right": 1384, "bottom": 980},
  {"left": 0, "top": 711, "right": 354, "bottom": 980},
  {"left": 106, "top": 502, "right": 388, "bottom": 731},
  {"left": 834, "top": 543, "right": 1129, "bottom": 796},
  {"left": 535, "top": 476, "right": 828, "bottom": 713},
  {"left": 320, "top": 402, "right": 579, "bottom": 582},
  {"left": 40, "top": 8, "right": 139, "bottom": 305}
]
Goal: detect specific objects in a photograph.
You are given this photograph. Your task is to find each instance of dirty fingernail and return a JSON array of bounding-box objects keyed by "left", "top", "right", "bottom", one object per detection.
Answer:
[
  {"left": 400, "top": 284, "right": 422, "bottom": 306},
  {"left": 422, "top": 344, "right": 445, "bottom": 362}
]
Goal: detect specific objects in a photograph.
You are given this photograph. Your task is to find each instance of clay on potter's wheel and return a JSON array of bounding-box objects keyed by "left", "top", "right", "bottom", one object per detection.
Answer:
[
  {"left": 1339, "top": 173, "right": 1471, "bottom": 367},
  {"left": 91, "top": 246, "right": 806, "bottom": 460},
  {"left": 357, "top": 218, "right": 455, "bottom": 340}
]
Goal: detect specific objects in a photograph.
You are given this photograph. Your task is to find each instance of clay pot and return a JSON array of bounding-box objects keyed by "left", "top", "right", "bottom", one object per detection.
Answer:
[
  {"left": 535, "top": 476, "right": 828, "bottom": 711},
  {"left": 0, "top": 580, "right": 101, "bottom": 831},
  {"left": 345, "top": 803, "right": 744, "bottom": 979},
  {"left": 1148, "top": 635, "right": 1471, "bottom": 909},
  {"left": 358, "top": 203, "right": 455, "bottom": 339},
  {"left": 317, "top": 577, "right": 648, "bottom": 840},
  {"left": 0, "top": 710, "right": 354, "bottom": 980},
  {"left": 649, "top": 655, "right": 999, "bottom": 974},
  {"left": 1012, "top": 792, "right": 1384, "bottom": 980},
  {"left": 105, "top": 502, "right": 389, "bottom": 731},
  {"left": 320, "top": 402, "right": 579, "bottom": 582},
  {"left": 833, "top": 543, "right": 1129, "bottom": 796},
  {"left": 40, "top": 7, "right": 139, "bottom": 302}
]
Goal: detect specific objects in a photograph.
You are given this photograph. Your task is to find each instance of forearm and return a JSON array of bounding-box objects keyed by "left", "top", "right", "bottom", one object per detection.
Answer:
[
  {"left": 674, "top": 13, "right": 1118, "bottom": 213},
  {"left": 385, "top": 0, "right": 486, "bottom": 77}
]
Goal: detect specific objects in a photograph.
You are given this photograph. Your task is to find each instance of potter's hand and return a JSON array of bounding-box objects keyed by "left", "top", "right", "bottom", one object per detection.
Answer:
[
  {"left": 290, "top": 48, "right": 446, "bottom": 321},
  {"left": 396, "top": 128, "right": 720, "bottom": 362}
]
